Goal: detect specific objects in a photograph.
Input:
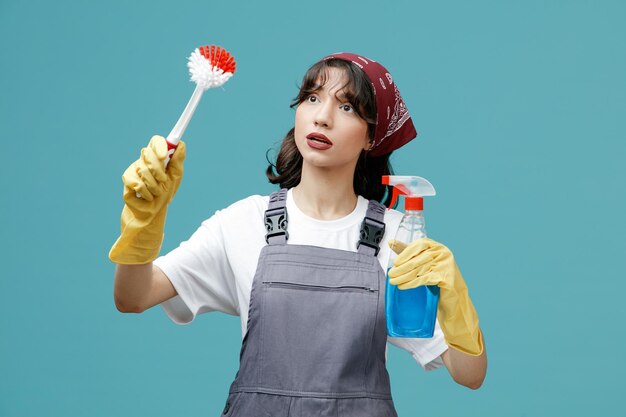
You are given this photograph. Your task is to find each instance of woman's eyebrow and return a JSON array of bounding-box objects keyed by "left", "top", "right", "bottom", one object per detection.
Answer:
[
  {"left": 308, "top": 84, "right": 351, "bottom": 101},
  {"left": 333, "top": 90, "right": 353, "bottom": 102}
]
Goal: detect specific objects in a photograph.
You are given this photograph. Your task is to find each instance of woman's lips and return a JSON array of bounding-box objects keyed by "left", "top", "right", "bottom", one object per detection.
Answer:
[{"left": 306, "top": 133, "right": 333, "bottom": 150}]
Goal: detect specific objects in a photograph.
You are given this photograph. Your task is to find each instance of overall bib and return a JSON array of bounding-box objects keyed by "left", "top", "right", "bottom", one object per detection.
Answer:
[{"left": 222, "top": 189, "right": 397, "bottom": 417}]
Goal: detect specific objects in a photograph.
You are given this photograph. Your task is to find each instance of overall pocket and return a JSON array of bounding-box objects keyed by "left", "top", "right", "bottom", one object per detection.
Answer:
[{"left": 257, "top": 261, "right": 379, "bottom": 395}]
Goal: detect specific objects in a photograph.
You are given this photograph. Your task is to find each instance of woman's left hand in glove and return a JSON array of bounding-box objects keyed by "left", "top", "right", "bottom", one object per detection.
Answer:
[{"left": 388, "top": 238, "right": 484, "bottom": 356}]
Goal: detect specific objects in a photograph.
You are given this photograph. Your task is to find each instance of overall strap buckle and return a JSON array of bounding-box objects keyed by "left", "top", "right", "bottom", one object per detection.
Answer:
[
  {"left": 357, "top": 216, "right": 385, "bottom": 256},
  {"left": 265, "top": 188, "right": 289, "bottom": 245},
  {"left": 265, "top": 207, "right": 289, "bottom": 244}
]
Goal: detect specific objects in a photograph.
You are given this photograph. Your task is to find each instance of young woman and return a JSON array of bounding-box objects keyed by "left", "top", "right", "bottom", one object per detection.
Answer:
[{"left": 110, "top": 52, "right": 487, "bottom": 416}]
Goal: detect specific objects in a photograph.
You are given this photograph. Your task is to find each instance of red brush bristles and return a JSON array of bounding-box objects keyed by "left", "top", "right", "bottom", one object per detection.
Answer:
[{"left": 198, "top": 45, "right": 237, "bottom": 74}]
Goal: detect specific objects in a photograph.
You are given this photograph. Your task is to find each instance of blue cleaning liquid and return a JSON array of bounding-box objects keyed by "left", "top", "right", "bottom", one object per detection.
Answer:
[{"left": 386, "top": 268, "right": 440, "bottom": 338}]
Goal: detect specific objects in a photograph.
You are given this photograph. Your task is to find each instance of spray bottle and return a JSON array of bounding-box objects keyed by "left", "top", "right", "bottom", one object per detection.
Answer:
[{"left": 383, "top": 175, "right": 439, "bottom": 338}]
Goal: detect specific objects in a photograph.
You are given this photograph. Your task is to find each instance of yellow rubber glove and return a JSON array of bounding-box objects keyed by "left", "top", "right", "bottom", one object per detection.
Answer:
[
  {"left": 108, "top": 135, "right": 186, "bottom": 265},
  {"left": 388, "top": 238, "right": 484, "bottom": 356}
]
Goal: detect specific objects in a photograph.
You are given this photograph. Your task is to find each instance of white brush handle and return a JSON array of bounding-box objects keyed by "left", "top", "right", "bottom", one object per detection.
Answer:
[
  {"left": 167, "top": 83, "right": 205, "bottom": 149},
  {"left": 136, "top": 84, "right": 205, "bottom": 199}
]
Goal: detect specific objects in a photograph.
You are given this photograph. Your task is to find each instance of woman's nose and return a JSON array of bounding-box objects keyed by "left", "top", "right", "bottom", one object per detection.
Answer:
[{"left": 313, "top": 102, "right": 333, "bottom": 128}]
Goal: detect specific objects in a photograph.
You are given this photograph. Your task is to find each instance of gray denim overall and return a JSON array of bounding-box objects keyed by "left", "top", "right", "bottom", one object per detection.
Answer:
[{"left": 222, "top": 188, "right": 397, "bottom": 417}]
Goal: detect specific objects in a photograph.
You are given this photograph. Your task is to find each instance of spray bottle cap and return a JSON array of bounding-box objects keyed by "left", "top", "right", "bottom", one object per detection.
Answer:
[{"left": 382, "top": 175, "right": 436, "bottom": 210}]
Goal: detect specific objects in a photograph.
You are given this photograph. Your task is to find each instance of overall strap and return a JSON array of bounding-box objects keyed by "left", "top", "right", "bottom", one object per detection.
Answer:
[
  {"left": 265, "top": 188, "right": 289, "bottom": 245},
  {"left": 357, "top": 200, "right": 387, "bottom": 256}
]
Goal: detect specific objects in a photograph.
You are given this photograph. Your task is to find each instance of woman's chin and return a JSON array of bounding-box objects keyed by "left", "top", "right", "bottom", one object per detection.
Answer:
[
  {"left": 302, "top": 155, "right": 359, "bottom": 173},
  {"left": 302, "top": 156, "right": 333, "bottom": 170}
]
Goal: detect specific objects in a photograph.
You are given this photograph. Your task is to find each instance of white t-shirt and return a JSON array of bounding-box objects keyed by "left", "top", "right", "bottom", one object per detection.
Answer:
[{"left": 154, "top": 188, "right": 448, "bottom": 371}]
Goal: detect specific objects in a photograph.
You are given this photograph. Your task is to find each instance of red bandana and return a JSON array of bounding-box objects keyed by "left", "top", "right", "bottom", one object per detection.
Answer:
[{"left": 321, "top": 52, "right": 417, "bottom": 157}]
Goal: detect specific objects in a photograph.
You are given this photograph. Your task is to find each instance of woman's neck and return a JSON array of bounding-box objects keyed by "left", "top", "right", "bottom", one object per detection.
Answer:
[{"left": 292, "top": 162, "right": 358, "bottom": 220}]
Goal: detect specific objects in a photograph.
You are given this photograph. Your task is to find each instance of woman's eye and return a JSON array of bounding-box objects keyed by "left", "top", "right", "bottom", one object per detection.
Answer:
[
  {"left": 341, "top": 104, "right": 354, "bottom": 112},
  {"left": 307, "top": 95, "right": 318, "bottom": 103}
]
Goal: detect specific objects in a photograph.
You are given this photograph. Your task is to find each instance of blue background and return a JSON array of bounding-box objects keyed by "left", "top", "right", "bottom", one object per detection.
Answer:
[{"left": 1, "top": 0, "right": 624, "bottom": 416}]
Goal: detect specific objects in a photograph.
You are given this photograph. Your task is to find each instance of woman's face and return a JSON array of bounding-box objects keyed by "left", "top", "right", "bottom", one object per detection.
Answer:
[{"left": 294, "top": 67, "right": 371, "bottom": 170}]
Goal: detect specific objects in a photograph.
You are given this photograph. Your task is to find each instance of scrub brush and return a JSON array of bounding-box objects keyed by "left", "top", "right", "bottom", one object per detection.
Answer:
[
  {"left": 137, "top": 45, "right": 236, "bottom": 198},
  {"left": 164, "top": 44, "right": 237, "bottom": 165}
]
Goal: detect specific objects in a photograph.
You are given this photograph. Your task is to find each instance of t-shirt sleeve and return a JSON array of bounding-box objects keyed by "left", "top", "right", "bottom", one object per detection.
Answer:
[
  {"left": 154, "top": 209, "right": 239, "bottom": 325},
  {"left": 387, "top": 318, "right": 449, "bottom": 371}
]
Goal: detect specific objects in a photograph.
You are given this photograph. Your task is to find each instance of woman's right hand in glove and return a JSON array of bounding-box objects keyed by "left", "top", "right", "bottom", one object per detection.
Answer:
[{"left": 109, "top": 135, "right": 186, "bottom": 265}]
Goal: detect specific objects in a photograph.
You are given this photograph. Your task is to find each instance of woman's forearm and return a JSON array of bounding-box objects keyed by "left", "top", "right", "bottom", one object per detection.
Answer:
[
  {"left": 441, "top": 329, "right": 487, "bottom": 389},
  {"left": 113, "top": 263, "right": 155, "bottom": 312}
]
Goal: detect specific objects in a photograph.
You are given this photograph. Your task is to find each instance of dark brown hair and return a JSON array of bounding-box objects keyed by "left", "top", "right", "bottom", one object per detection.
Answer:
[{"left": 265, "top": 58, "right": 397, "bottom": 208}]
